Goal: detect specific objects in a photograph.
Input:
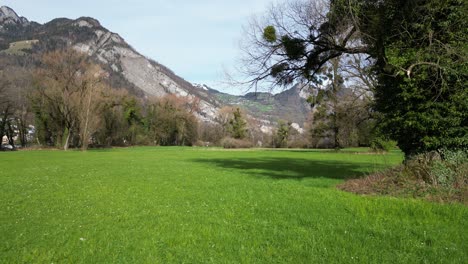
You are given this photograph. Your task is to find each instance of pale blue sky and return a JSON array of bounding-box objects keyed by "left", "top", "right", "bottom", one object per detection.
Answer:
[{"left": 1, "top": 0, "right": 273, "bottom": 94}]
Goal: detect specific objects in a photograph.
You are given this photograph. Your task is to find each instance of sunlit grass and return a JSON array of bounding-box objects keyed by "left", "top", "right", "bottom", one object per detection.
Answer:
[{"left": 0, "top": 147, "right": 466, "bottom": 263}]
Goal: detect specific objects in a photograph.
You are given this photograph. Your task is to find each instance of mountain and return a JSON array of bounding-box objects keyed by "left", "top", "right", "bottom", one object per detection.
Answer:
[
  {"left": 0, "top": 6, "right": 311, "bottom": 130},
  {"left": 196, "top": 83, "right": 312, "bottom": 126},
  {"left": 0, "top": 6, "right": 30, "bottom": 27},
  {"left": 0, "top": 6, "right": 221, "bottom": 122}
]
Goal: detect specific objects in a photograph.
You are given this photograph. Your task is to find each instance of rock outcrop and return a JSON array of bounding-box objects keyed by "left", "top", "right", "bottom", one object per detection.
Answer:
[{"left": 0, "top": 6, "right": 30, "bottom": 28}]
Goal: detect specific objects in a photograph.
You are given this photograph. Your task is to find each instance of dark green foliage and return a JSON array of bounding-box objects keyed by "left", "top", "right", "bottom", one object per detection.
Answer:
[
  {"left": 255, "top": 0, "right": 467, "bottom": 157},
  {"left": 228, "top": 108, "right": 247, "bottom": 139},
  {"left": 281, "top": 36, "right": 305, "bottom": 61},
  {"left": 121, "top": 97, "right": 143, "bottom": 145},
  {"left": 272, "top": 120, "right": 291, "bottom": 148},
  {"left": 95, "top": 102, "right": 128, "bottom": 147},
  {"left": 350, "top": 1, "right": 468, "bottom": 156},
  {"left": 334, "top": 0, "right": 468, "bottom": 157},
  {"left": 270, "top": 63, "right": 289, "bottom": 78}
]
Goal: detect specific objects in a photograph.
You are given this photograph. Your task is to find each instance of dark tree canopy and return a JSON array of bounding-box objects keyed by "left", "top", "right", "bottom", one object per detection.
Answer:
[{"left": 240, "top": 0, "right": 467, "bottom": 157}]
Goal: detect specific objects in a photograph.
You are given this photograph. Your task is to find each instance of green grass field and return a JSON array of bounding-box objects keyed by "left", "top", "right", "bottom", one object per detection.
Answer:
[
  {"left": 0, "top": 40, "right": 38, "bottom": 55},
  {"left": 0, "top": 147, "right": 466, "bottom": 263}
]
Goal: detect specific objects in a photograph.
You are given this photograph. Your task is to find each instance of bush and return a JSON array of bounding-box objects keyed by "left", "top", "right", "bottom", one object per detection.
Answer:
[
  {"left": 221, "top": 137, "right": 253, "bottom": 149},
  {"left": 403, "top": 150, "right": 467, "bottom": 187},
  {"left": 370, "top": 137, "right": 397, "bottom": 152},
  {"left": 433, "top": 150, "right": 468, "bottom": 188},
  {"left": 287, "top": 138, "right": 310, "bottom": 149}
]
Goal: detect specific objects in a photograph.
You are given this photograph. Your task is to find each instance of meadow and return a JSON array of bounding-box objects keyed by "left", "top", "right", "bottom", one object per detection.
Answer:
[
  {"left": 0, "top": 147, "right": 466, "bottom": 263},
  {"left": 0, "top": 40, "right": 38, "bottom": 55}
]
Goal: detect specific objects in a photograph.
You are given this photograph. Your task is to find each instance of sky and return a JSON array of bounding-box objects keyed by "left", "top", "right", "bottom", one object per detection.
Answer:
[{"left": 0, "top": 0, "right": 273, "bottom": 94}]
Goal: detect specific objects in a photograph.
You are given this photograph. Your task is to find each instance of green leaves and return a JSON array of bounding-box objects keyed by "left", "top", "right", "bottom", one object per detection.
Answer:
[
  {"left": 263, "top": 25, "right": 305, "bottom": 60},
  {"left": 270, "top": 63, "right": 288, "bottom": 78},
  {"left": 228, "top": 108, "right": 247, "bottom": 139},
  {"left": 281, "top": 35, "right": 305, "bottom": 61},
  {"left": 263, "top": 25, "right": 277, "bottom": 43}
]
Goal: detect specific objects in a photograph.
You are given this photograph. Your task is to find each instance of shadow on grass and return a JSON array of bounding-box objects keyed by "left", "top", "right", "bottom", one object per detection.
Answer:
[{"left": 193, "top": 157, "right": 386, "bottom": 181}]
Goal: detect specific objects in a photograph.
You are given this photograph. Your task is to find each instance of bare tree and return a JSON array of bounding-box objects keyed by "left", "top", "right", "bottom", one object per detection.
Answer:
[
  {"left": 238, "top": 0, "right": 367, "bottom": 91},
  {"left": 78, "top": 64, "right": 109, "bottom": 150},
  {"left": 0, "top": 66, "right": 34, "bottom": 149},
  {"left": 33, "top": 49, "right": 108, "bottom": 150}
]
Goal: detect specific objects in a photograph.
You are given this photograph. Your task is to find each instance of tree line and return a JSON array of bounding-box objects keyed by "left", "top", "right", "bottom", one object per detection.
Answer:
[
  {"left": 1, "top": 47, "right": 383, "bottom": 151},
  {"left": 0, "top": 50, "right": 200, "bottom": 150}
]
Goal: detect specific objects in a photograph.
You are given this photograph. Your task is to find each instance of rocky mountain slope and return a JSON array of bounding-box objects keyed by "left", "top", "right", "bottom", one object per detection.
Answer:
[
  {"left": 0, "top": 6, "right": 311, "bottom": 130},
  {"left": 195, "top": 83, "right": 312, "bottom": 126}
]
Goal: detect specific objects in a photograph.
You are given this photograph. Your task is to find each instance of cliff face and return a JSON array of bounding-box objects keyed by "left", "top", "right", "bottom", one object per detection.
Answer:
[
  {"left": 0, "top": 6, "right": 30, "bottom": 27},
  {"left": 0, "top": 6, "right": 222, "bottom": 122},
  {"left": 0, "top": 6, "right": 311, "bottom": 130}
]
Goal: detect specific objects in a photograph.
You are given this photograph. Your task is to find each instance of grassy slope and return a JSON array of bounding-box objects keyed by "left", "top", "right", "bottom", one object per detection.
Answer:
[
  {"left": 0, "top": 147, "right": 466, "bottom": 263},
  {"left": 0, "top": 40, "right": 37, "bottom": 55}
]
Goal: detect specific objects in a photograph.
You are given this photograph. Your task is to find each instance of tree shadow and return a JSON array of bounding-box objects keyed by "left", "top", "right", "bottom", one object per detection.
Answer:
[{"left": 192, "top": 157, "right": 385, "bottom": 181}]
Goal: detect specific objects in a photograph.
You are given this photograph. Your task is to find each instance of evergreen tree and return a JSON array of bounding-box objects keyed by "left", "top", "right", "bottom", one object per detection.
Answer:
[{"left": 228, "top": 108, "right": 247, "bottom": 139}]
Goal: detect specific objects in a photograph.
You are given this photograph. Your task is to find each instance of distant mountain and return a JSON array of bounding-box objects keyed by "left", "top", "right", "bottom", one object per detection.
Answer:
[
  {"left": 0, "top": 6, "right": 30, "bottom": 27},
  {"left": 195, "top": 83, "right": 312, "bottom": 126},
  {"left": 0, "top": 6, "right": 312, "bottom": 130}
]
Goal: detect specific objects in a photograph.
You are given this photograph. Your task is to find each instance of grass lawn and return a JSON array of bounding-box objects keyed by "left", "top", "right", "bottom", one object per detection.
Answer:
[{"left": 0, "top": 147, "right": 466, "bottom": 263}]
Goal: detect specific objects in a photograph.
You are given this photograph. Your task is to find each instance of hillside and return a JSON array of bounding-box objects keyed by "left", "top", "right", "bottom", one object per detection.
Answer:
[
  {"left": 0, "top": 6, "right": 311, "bottom": 129},
  {"left": 197, "top": 83, "right": 312, "bottom": 126}
]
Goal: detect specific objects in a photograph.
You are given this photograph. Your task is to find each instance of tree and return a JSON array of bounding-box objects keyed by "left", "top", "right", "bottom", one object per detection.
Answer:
[
  {"left": 228, "top": 108, "right": 248, "bottom": 139},
  {"left": 240, "top": 0, "right": 467, "bottom": 157},
  {"left": 93, "top": 89, "right": 131, "bottom": 147},
  {"left": 0, "top": 76, "right": 13, "bottom": 149},
  {"left": 272, "top": 120, "right": 291, "bottom": 148},
  {"left": 32, "top": 49, "right": 109, "bottom": 150},
  {"left": 145, "top": 95, "right": 198, "bottom": 146},
  {"left": 217, "top": 107, "right": 249, "bottom": 140},
  {"left": 310, "top": 88, "right": 371, "bottom": 148},
  {"left": 198, "top": 121, "right": 224, "bottom": 145},
  {"left": 0, "top": 62, "right": 34, "bottom": 149},
  {"left": 216, "top": 106, "right": 235, "bottom": 137},
  {"left": 308, "top": 56, "right": 373, "bottom": 149},
  {"left": 121, "top": 96, "right": 143, "bottom": 145},
  {"left": 75, "top": 64, "right": 111, "bottom": 150}
]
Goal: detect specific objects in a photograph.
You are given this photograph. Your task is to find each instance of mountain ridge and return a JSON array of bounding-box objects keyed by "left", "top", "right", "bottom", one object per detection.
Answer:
[{"left": 0, "top": 6, "right": 312, "bottom": 129}]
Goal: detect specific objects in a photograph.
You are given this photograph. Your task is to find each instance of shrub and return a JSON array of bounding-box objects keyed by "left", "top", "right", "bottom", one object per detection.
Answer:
[
  {"left": 370, "top": 137, "right": 397, "bottom": 152},
  {"left": 339, "top": 149, "right": 467, "bottom": 203},
  {"left": 221, "top": 137, "right": 253, "bottom": 149},
  {"left": 287, "top": 138, "right": 310, "bottom": 149},
  {"left": 403, "top": 150, "right": 467, "bottom": 187}
]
